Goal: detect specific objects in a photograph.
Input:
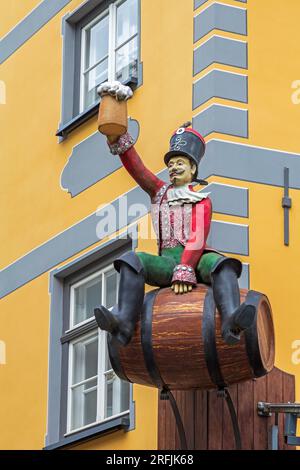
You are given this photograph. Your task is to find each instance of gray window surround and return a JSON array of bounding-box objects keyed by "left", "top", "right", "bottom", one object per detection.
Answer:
[
  {"left": 45, "top": 233, "right": 137, "bottom": 449},
  {"left": 57, "top": 0, "right": 143, "bottom": 141}
]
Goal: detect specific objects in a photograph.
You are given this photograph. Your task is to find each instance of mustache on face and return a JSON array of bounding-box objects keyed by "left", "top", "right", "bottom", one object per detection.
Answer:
[{"left": 169, "top": 169, "right": 185, "bottom": 177}]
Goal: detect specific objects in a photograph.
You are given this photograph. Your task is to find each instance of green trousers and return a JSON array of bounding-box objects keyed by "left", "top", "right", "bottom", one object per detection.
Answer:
[{"left": 136, "top": 245, "right": 224, "bottom": 287}]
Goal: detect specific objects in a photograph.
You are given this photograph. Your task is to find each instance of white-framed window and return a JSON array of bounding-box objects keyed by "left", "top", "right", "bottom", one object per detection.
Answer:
[
  {"left": 80, "top": 0, "right": 138, "bottom": 112},
  {"left": 66, "top": 265, "right": 130, "bottom": 434}
]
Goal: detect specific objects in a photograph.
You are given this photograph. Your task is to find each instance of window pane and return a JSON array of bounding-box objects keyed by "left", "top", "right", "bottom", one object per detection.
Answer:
[
  {"left": 120, "top": 380, "right": 130, "bottom": 413},
  {"left": 116, "top": 0, "right": 138, "bottom": 47},
  {"left": 71, "top": 380, "right": 97, "bottom": 430},
  {"left": 105, "top": 350, "right": 112, "bottom": 372},
  {"left": 72, "top": 335, "right": 98, "bottom": 384},
  {"left": 105, "top": 374, "right": 130, "bottom": 418},
  {"left": 85, "top": 15, "right": 109, "bottom": 70},
  {"left": 106, "top": 381, "right": 113, "bottom": 418},
  {"left": 84, "top": 59, "right": 108, "bottom": 109},
  {"left": 105, "top": 270, "right": 118, "bottom": 309},
  {"left": 115, "top": 37, "right": 138, "bottom": 83},
  {"left": 73, "top": 275, "right": 102, "bottom": 326},
  {"left": 84, "top": 388, "right": 97, "bottom": 426}
]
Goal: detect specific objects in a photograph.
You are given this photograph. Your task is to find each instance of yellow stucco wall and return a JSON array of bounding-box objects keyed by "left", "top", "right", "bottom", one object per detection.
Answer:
[{"left": 1, "top": 0, "right": 300, "bottom": 449}]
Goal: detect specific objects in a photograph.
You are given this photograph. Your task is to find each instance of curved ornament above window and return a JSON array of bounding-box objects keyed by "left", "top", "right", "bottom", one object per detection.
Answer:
[{"left": 61, "top": 118, "right": 139, "bottom": 197}]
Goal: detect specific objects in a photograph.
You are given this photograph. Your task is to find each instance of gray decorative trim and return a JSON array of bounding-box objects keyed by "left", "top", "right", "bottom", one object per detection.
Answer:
[
  {"left": 52, "top": 225, "right": 138, "bottom": 280},
  {"left": 61, "top": 319, "right": 98, "bottom": 344},
  {"left": 207, "top": 221, "right": 248, "bottom": 255},
  {"left": 46, "top": 232, "right": 136, "bottom": 448},
  {"left": 46, "top": 273, "right": 64, "bottom": 447},
  {"left": 0, "top": 188, "right": 150, "bottom": 299},
  {"left": 194, "top": 0, "right": 209, "bottom": 9},
  {"left": 6, "top": 128, "right": 300, "bottom": 299},
  {"left": 194, "top": 2, "right": 247, "bottom": 43},
  {"left": 61, "top": 119, "right": 140, "bottom": 197},
  {"left": 239, "top": 263, "right": 249, "bottom": 289},
  {"left": 45, "top": 415, "right": 130, "bottom": 450},
  {"left": 0, "top": 184, "right": 247, "bottom": 299},
  {"left": 236, "top": 0, "right": 247, "bottom": 3},
  {"left": 60, "top": 12, "right": 77, "bottom": 126},
  {"left": 200, "top": 182, "right": 248, "bottom": 217},
  {"left": 193, "top": 35, "right": 247, "bottom": 75},
  {"left": 0, "top": 0, "right": 72, "bottom": 64},
  {"left": 200, "top": 139, "right": 300, "bottom": 189},
  {"left": 193, "top": 103, "right": 248, "bottom": 138},
  {"left": 66, "top": 0, "right": 109, "bottom": 23},
  {"left": 193, "top": 69, "right": 248, "bottom": 108}
]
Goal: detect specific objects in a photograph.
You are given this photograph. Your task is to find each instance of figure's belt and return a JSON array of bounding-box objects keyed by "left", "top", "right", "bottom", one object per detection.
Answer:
[{"left": 160, "top": 239, "right": 182, "bottom": 249}]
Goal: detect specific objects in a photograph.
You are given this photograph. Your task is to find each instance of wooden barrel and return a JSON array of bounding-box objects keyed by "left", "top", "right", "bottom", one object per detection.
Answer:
[{"left": 108, "top": 285, "right": 275, "bottom": 391}]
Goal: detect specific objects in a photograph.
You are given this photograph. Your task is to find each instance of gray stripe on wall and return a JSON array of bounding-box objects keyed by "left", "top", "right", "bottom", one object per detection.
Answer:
[
  {"left": 239, "top": 263, "right": 249, "bottom": 289},
  {"left": 194, "top": 3, "right": 247, "bottom": 43},
  {"left": 0, "top": 0, "right": 72, "bottom": 64},
  {"left": 0, "top": 185, "right": 150, "bottom": 299},
  {"left": 200, "top": 139, "right": 300, "bottom": 189},
  {"left": 193, "top": 104, "right": 248, "bottom": 138},
  {"left": 61, "top": 119, "right": 140, "bottom": 197},
  {"left": 193, "top": 35, "right": 247, "bottom": 75},
  {"left": 207, "top": 221, "right": 248, "bottom": 255},
  {"left": 200, "top": 182, "right": 248, "bottom": 217},
  {"left": 46, "top": 274, "right": 64, "bottom": 446},
  {"left": 194, "top": 0, "right": 209, "bottom": 9},
  {"left": 193, "top": 69, "right": 248, "bottom": 108},
  {"left": 0, "top": 171, "right": 249, "bottom": 298},
  {"left": 236, "top": 0, "right": 247, "bottom": 3},
  {"left": 4, "top": 136, "right": 300, "bottom": 298}
]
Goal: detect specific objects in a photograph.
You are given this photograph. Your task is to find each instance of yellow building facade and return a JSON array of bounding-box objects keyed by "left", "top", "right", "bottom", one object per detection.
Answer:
[{"left": 1, "top": 0, "right": 300, "bottom": 450}]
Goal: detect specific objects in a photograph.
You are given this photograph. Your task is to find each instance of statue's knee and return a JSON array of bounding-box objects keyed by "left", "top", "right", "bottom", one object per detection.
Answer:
[
  {"left": 114, "top": 251, "right": 144, "bottom": 274},
  {"left": 211, "top": 257, "right": 242, "bottom": 279}
]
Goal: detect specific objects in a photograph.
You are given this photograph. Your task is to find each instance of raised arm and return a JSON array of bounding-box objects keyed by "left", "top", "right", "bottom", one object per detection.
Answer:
[
  {"left": 108, "top": 133, "right": 165, "bottom": 198},
  {"left": 97, "top": 81, "right": 165, "bottom": 198}
]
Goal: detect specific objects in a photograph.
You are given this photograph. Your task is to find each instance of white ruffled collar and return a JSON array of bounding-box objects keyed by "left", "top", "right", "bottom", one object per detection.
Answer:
[{"left": 167, "top": 184, "right": 210, "bottom": 206}]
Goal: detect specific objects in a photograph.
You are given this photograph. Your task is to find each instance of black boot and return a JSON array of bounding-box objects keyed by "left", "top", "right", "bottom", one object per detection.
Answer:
[
  {"left": 211, "top": 259, "right": 256, "bottom": 345},
  {"left": 94, "top": 252, "right": 145, "bottom": 347}
]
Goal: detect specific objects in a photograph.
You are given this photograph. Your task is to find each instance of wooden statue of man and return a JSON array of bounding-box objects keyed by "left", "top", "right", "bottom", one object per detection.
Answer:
[{"left": 94, "top": 83, "right": 256, "bottom": 346}]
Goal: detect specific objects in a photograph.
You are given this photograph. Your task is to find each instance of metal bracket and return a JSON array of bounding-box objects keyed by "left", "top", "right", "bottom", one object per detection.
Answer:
[
  {"left": 285, "top": 413, "right": 300, "bottom": 446},
  {"left": 282, "top": 167, "right": 292, "bottom": 246},
  {"left": 219, "top": 387, "right": 242, "bottom": 450},
  {"left": 257, "top": 401, "right": 300, "bottom": 449}
]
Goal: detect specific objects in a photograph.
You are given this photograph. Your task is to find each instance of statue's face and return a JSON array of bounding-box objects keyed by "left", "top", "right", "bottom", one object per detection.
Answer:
[{"left": 167, "top": 156, "right": 196, "bottom": 187}]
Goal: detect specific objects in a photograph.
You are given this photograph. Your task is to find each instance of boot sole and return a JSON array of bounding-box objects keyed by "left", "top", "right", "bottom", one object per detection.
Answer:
[
  {"left": 94, "top": 307, "right": 132, "bottom": 346},
  {"left": 222, "top": 304, "right": 256, "bottom": 345},
  {"left": 94, "top": 307, "right": 118, "bottom": 334},
  {"left": 223, "top": 330, "right": 241, "bottom": 346},
  {"left": 234, "top": 303, "right": 256, "bottom": 330}
]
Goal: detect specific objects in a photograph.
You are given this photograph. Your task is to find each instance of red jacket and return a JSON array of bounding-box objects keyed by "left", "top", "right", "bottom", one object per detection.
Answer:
[{"left": 119, "top": 146, "right": 212, "bottom": 272}]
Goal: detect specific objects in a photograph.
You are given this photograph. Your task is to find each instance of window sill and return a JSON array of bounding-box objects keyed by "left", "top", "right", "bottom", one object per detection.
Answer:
[
  {"left": 56, "top": 100, "right": 100, "bottom": 141},
  {"left": 44, "top": 414, "right": 130, "bottom": 450}
]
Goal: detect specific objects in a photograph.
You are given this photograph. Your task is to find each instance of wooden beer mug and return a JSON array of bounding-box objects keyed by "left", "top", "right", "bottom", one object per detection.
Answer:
[{"left": 97, "top": 81, "right": 133, "bottom": 137}]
